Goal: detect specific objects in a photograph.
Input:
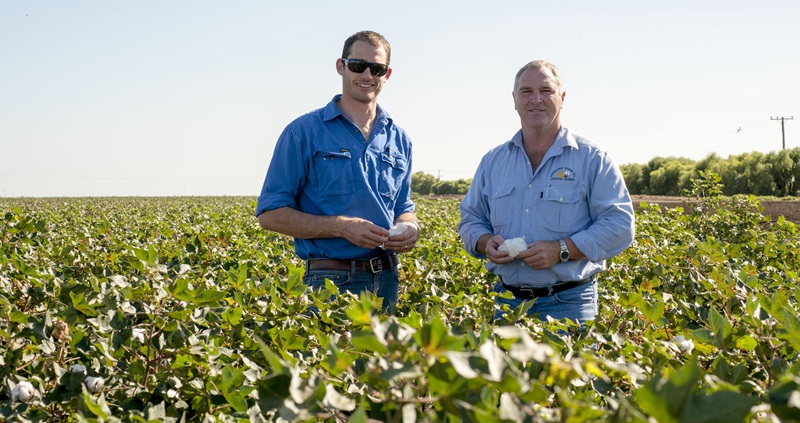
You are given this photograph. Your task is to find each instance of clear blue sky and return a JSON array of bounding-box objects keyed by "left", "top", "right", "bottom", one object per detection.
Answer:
[{"left": 2, "top": 1, "right": 799, "bottom": 197}]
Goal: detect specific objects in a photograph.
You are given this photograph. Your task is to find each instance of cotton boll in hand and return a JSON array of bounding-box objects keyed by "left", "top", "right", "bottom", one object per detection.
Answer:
[
  {"left": 498, "top": 237, "right": 527, "bottom": 258},
  {"left": 389, "top": 222, "right": 411, "bottom": 236}
]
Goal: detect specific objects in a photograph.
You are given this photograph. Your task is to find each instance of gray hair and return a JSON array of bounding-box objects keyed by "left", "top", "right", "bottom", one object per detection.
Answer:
[{"left": 513, "top": 60, "right": 563, "bottom": 93}]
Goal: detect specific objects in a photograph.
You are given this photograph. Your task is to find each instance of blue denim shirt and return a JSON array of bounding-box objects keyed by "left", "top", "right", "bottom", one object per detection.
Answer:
[
  {"left": 458, "top": 127, "right": 634, "bottom": 287},
  {"left": 256, "top": 95, "right": 415, "bottom": 260}
]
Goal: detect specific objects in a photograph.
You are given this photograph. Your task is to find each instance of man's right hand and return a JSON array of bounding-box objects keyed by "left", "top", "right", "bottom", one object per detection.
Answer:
[
  {"left": 340, "top": 217, "right": 389, "bottom": 250},
  {"left": 480, "top": 234, "right": 515, "bottom": 264}
]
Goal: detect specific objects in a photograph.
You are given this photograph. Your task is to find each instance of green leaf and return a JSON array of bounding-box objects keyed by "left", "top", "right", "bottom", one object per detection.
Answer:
[
  {"left": 80, "top": 389, "right": 110, "bottom": 419},
  {"left": 634, "top": 359, "right": 702, "bottom": 422},
  {"left": 190, "top": 287, "right": 228, "bottom": 306},
  {"left": 350, "top": 329, "right": 388, "bottom": 354},
  {"left": 735, "top": 335, "right": 757, "bottom": 351},
  {"left": 708, "top": 308, "right": 733, "bottom": 349},
  {"left": 346, "top": 404, "right": 369, "bottom": 423},
  {"left": 9, "top": 310, "right": 29, "bottom": 324},
  {"left": 414, "top": 314, "right": 462, "bottom": 356},
  {"left": 680, "top": 391, "right": 760, "bottom": 423},
  {"left": 222, "top": 307, "right": 243, "bottom": 326},
  {"left": 70, "top": 291, "right": 99, "bottom": 317}
]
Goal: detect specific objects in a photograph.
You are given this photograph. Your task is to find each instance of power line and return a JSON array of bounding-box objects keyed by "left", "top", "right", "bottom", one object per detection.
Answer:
[{"left": 770, "top": 116, "right": 794, "bottom": 150}]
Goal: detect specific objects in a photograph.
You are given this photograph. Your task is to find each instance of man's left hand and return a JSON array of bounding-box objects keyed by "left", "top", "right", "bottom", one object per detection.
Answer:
[
  {"left": 385, "top": 223, "right": 419, "bottom": 253},
  {"left": 516, "top": 240, "right": 560, "bottom": 269}
]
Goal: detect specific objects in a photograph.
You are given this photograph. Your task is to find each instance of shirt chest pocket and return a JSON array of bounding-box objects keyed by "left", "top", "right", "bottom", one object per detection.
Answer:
[
  {"left": 311, "top": 150, "right": 355, "bottom": 197},
  {"left": 540, "top": 187, "right": 585, "bottom": 233},
  {"left": 485, "top": 185, "right": 516, "bottom": 231},
  {"left": 379, "top": 152, "right": 407, "bottom": 198}
]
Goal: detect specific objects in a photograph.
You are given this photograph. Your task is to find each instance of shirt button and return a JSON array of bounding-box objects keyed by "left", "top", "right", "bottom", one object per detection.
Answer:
[
  {"left": 525, "top": 208, "right": 529, "bottom": 213},
  {"left": 528, "top": 184, "right": 532, "bottom": 188}
]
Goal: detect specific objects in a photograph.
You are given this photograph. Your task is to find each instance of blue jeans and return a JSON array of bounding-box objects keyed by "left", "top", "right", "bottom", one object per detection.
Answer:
[
  {"left": 494, "top": 280, "right": 598, "bottom": 324},
  {"left": 303, "top": 268, "right": 400, "bottom": 312}
]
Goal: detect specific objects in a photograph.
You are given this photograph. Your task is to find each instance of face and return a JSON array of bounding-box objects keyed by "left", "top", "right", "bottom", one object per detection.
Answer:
[
  {"left": 337, "top": 40, "right": 392, "bottom": 104},
  {"left": 513, "top": 67, "right": 565, "bottom": 132}
]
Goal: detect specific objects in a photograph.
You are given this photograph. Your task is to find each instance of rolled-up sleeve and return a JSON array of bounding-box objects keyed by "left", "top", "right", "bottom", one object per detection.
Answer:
[
  {"left": 255, "top": 124, "right": 307, "bottom": 217},
  {"left": 393, "top": 146, "right": 416, "bottom": 217},
  {"left": 458, "top": 160, "right": 493, "bottom": 259}
]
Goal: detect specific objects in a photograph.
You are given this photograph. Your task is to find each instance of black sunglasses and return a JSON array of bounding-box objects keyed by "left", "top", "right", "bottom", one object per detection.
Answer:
[{"left": 342, "top": 58, "right": 389, "bottom": 77}]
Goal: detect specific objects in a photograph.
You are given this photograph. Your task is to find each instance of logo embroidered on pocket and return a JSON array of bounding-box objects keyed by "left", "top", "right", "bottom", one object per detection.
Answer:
[{"left": 550, "top": 167, "right": 576, "bottom": 181}]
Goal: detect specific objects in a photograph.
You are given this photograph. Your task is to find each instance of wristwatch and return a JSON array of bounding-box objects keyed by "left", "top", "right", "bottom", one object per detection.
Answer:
[{"left": 558, "top": 239, "right": 570, "bottom": 262}]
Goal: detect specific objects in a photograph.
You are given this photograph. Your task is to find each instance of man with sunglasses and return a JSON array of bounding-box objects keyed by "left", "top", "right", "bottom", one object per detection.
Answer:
[
  {"left": 458, "top": 60, "right": 635, "bottom": 327},
  {"left": 256, "top": 30, "right": 418, "bottom": 312}
]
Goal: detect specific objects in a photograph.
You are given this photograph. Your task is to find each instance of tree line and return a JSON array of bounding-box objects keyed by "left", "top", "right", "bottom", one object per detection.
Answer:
[
  {"left": 411, "top": 172, "right": 472, "bottom": 195},
  {"left": 621, "top": 147, "right": 800, "bottom": 196},
  {"left": 412, "top": 147, "right": 800, "bottom": 197}
]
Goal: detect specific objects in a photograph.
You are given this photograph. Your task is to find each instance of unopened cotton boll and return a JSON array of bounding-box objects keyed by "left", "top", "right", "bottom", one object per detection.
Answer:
[
  {"left": 498, "top": 237, "right": 527, "bottom": 258},
  {"left": 85, "top": 376, "right": 105, "bottom": 393},
  {"left": 11, "top": 381, "right": 38, "bottom": 403}
]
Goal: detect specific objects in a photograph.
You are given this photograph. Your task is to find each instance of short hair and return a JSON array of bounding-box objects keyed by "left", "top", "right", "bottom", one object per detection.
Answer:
[
  {"left": 513, "top": 60, "right": 563, "bottom": 93},
  {"left": 342, "top": 30, "right": 392, "bottom": 65}
]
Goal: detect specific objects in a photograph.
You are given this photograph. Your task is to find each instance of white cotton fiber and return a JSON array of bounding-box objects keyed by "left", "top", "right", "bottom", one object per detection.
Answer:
[
  {"left": 498, "top": 237, "right": 527, "bottom": 258},
  {"left": 389, "top": 222, "right": 411, "bottom": 236}
]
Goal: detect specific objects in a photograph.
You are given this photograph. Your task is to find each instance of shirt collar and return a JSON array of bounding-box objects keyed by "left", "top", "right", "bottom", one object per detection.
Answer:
[
  {"left": 509, "top": 127, "right": 574, "bottom": 151},
  {"left": 323, "top": 94, "right": 392, "bottom": 126}
]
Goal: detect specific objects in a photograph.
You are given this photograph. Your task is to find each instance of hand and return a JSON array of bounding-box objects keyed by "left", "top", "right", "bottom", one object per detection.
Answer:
[
  {"left": 341, "top": 217, "right": 389, "bottom": 250},
  {"left": 384, "top": 222, "right": 419, "bottom": 253},
  {"left": 484, "top": 235, "right": 515, "bottom": 264},
  {"left": 516, "top": 240, "right": 560, "bottom": 269}
]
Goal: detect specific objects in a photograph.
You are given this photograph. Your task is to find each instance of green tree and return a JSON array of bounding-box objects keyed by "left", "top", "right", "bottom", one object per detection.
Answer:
[
  {"left": 431, "top": 179, "right": 471, "bottom": 195},
  {"left": 411, "top": 171, "right": 438, "bottom": 195},
  {"left": 620, "top": 163, "right": 645, "bottom": 195},
  {"left": 647, "top": 159, "right": 694, "bottom": 196},
  {"left": 768, "top": 149, "right": 798, "bottom": 196}
]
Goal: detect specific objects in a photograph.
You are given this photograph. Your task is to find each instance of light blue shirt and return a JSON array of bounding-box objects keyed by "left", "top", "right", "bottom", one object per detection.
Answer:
[
  {"left": 458, "top": 127, "right": 635, "bottom": 287},
  {"left": 256, "top": 95, "right": 415, "bottom": 260}
]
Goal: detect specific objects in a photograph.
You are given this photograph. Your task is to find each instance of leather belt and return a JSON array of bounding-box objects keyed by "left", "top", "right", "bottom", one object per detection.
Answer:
[
  {"left": 306, "top": 253, "right": 399, "bottom": 274},
  {"left": 501, "top": 276, "right": 596, "bottom": 300}
]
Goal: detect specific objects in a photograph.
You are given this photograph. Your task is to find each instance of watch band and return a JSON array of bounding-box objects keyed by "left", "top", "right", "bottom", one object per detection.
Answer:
[{"left": 559, "top": 239, "right": 569, "bottom": 262}]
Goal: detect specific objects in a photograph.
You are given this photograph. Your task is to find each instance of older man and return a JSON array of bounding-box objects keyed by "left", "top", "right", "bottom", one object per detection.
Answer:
[{"left": 458, "top": 60, "right": 635, "bottom": 324}]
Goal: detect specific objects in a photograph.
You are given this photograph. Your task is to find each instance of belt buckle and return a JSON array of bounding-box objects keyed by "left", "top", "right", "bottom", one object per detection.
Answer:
[
  {"left": 368, "top": 256, "right": 382, "bottom": 273},
  {"left": 519, "top": 287, "right": 535, "bottom": 299}
]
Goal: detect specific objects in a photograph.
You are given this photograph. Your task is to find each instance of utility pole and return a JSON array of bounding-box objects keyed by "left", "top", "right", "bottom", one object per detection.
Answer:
[{"left": 771, "top": 116, "right": 794, "bottom": 150}]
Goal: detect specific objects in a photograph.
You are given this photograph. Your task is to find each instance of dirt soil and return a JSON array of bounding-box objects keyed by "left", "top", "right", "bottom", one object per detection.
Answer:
[{"left": 632, "top": 196, "right": 800, "bottom": 224}]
